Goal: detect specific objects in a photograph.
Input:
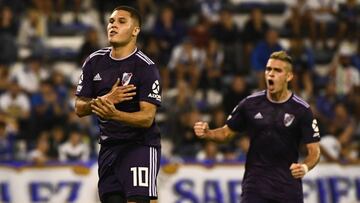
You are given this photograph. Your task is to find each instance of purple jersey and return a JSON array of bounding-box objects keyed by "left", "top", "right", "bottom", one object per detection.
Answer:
[
  {"left": 76, "top": 47, "right": 161, "bottom": 147},
  {"left": 226, "top": 90, "right": 320, "bottom": 202}
]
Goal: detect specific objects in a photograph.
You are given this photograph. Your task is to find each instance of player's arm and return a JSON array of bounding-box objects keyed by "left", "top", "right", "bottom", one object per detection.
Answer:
[
  {"left": 194, "top": 122, "right": 236, "bottom": 142},
  {"left": 290, "top": 142, "right": 320, "bottom": 179},
  {"left": 91, "top": 98, "right": 156, "bottom": 128},
  {"left": 303, "top": 142, "right": 321, "bottom": 170},
  {"left": 75, "top": 79, "right": 136, "bottom": 117},
  {"left": 75, "top": 96, "right": 94, "bottom": 117}
]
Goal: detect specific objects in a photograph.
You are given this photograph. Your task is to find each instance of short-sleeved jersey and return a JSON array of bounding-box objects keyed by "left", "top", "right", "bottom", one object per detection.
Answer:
[
  {"left": 226, "top": 90, "right": 320, "bottom": 201},
  {"left": 75, "top": 47, "right": 162, "bottom": 147}
]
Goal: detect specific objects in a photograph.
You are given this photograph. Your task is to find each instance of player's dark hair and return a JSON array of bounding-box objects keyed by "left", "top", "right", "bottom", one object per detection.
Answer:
[
  {"left": 113, "top": 6, "right": 142, "bottom": 27},
  {"left": 269, "top": 51, "right": 293, "bottom": 71}
]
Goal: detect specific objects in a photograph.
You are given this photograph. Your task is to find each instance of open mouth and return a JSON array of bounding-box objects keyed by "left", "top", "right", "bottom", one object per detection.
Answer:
[
  {"left": 109, "top": 30, "right": 118, "bottom": 36},
  {"left": 268, "top": 79, "right": 275, "bottom": 90}
]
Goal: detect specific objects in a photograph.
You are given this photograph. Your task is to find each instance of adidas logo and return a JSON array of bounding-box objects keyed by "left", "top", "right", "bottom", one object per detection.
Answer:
[
  {"left": 254, "top": 112, "right": 263, "bottom": 119},
  {"left": 93, "top": 73, "right": 102, "bottom": 81}
]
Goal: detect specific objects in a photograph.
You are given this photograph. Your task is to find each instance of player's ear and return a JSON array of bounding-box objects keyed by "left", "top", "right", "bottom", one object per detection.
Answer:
[
  {"left": 286, "top": 71, "right": 294, "bottom": 82},
  {"left": 133, "top": 26, "right": 140, "bottom": 37}
]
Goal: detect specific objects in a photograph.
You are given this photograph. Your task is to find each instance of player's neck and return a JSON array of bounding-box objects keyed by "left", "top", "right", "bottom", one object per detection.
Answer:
[
  {"left": 267, "top": 89, "right": 292, "bottom": 103},
  {"left": 110, "top": 43, "right": 137, "bottom": 59}
]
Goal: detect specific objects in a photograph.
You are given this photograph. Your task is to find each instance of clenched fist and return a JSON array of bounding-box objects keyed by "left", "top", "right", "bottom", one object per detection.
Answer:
[
  {"left": 290, "top": 163, "right": 308, "bottom": 179},
  {"left": 193, "top": 122, "right": 209, "bottom": 139}
]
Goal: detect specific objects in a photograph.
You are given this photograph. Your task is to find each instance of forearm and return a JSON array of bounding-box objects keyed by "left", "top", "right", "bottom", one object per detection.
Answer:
[
  {"left": 111, "top": 110, "right": 154, "bottom": 128},
  {"left": 206, "top": 126, "right": 234, "bottom": 142},
  {"left": 303, "top": 144, "right": 321, "bottom": 171},
  {"left": 75, "top": 97, "right": 93, "bottom": 117}
]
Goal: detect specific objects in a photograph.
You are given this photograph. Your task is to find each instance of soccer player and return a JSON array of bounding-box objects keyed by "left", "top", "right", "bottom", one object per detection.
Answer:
[
  {"left": 75, "top": 6, "right": 162, "bottom": 203},
  {"left": 194, "top": 51, "right": 320, "bottom": 203}
]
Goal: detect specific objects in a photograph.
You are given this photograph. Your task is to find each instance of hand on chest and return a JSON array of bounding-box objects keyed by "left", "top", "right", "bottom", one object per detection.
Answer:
[{"left": 93, "top": 70, "right": 138, "bottom": 95}]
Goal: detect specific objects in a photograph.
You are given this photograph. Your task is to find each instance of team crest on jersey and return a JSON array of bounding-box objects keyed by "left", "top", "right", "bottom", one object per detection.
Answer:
[
  {"left": 122, "top": 72, "right": 133, "bottom": 85},
  {"left": 284, "top": 113, "right": 295, "bottom": 127}
]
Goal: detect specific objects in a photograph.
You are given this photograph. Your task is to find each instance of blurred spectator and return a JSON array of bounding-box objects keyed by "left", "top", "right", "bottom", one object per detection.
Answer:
[
  {"left": 198, "top": 0, "right": 222, "bottom": 23},
  {"left": 153, "top": 5, "right": 186, "bottom": 66},
  {"left": 168, "top": 38, "right": 205, "bottom": 89},
  {"left": 0, "top": 79, "right": 30, "bottom": 120},
  {"left": 168, "top": 0, "right": 197, "bottom": 21},
  {"left": 30, "top": 80, "right": 66, "bottom": 137},
  {"left": 242, "top": 8, "right": 270, "bottom": 69},
  {"left": 209, "top": 107, "right": 226, "bottom": 129},
  {"left": 172, "top": 109, "right": 202, "bottom": 159},
  {"left": 196, "top": 140, "right": 224, "bottom": 163},
  {"left": 59, "top": 130, "right": 90, "bottom": 162},
  {"left": 0, "top": 120, "right": 16, "bottom": 161},
  {"left": 143, "top": 36, "right": 170, "bottom": 90},
  {"left": 330, "top": 42, "right": 360, "bottom": 96},
  {"left": 336, "top": 0, "right": 358, "bottom": 43},
  {"left": 0, "top": 5, "right": 18, "bottom": 64},
  {"left": 284, "top": 0, "right": 315, "bottom": 39},
  {"left": 315, "top": 80, "right": 339, "bottom": 128},
  {"left": 188, "top": 15, "right": 211, "bottom": 49},
  {"left": 0, "top": 63, "right": 10, "bottom": 93},
  {"left": 222, "top": 74, "right": 250, "bottom": 115},
  {"left": 28, "top": 133, "right": 50, "bottom": 165},
  {"left": 135, "top": 0, "right": 156, "bottom": 32},
  {"left": 199, "top": 38, "right": 224, "bottom": 91},
  {"left": 210, "top": 8, "right": 241, "bottom": 75},
  {"left": 352, "top": 39, "right": 360, "bottom": 71},
  {"left": 251, "top": 29, "right": 283, "bottom": 89},
  {"left": 320, "top": 132, "right": 341, "bottom": 163},
  {"left": 0, "top": 5, "right": 18, "bottom": 36},
  {"left": 308, "top": 0, "right": 338, "bottom": 49},
  {"left": 287, "top": 37, "right": 315, "bottom": 99},
  {"left": 234, "top": 135, "right": 250, "bottom": 163},
  {"left": 48, "top": 126, "right": 66, "bottom": 160},
  {"left": 9, "top": 55, "right": 49, "bottom": 94},
  {"left": 17, "top": 8, "right": 47, "bottom": 57},
  {"left": 163, "top": 80, "right": 197, "bottom": 139},
  {"left": 51, "top": 70, "right": 69, "bottom": 108},
  {"left": 77, "top": 27, "right": 101, "bottom": 65}
]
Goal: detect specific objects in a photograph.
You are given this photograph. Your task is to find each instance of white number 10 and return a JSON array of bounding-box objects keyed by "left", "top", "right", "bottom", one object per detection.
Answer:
[{"left": 130, "top": 167, "right": 149, "bottom": 187}]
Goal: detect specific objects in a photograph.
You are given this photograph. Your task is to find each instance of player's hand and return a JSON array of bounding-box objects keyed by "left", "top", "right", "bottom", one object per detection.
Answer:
[
  {"left": 290, "top": 163, "right": 308, "bottom": 179},
  {"left": 91, "top": 97, "right": 117, "bottom": 120},
  {"left": 194, "top": 122, "right": 209, "bottom": 139},
  {"left": 101, "top": 78, "right": 136, "bottom": 104}
]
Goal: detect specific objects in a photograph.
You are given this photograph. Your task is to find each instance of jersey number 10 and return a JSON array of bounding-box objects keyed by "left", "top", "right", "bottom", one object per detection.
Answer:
[{"left": 130, "top": 167, "right": 149, "bottom": 187}]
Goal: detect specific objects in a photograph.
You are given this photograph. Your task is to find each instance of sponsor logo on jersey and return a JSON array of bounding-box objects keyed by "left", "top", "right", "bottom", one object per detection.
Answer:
[
  {"left": 78, "top": 72, "right": 83, "bottom": 84},
  {"left": 254, "top": 112, "right": 263, "bottom": 119},
  {"left": 312, "top": 119, "right": 320, "bottom": 137},
  {"left": 93, "top": 73, "right": 102, "bottom": 81},
  {"left": 76, "top": 85, "right": 83, "bottom": 93},
  {"left": 148, "top": 80, "right": 161, "bottom": 101},
  {"left": 122, "top": 72, "right": 133, "bottom": 85}
]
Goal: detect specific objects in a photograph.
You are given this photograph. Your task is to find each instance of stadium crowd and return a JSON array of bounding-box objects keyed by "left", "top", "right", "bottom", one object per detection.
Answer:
[{"left": 0, "top": 0, "right": 359, "bottom": 165}]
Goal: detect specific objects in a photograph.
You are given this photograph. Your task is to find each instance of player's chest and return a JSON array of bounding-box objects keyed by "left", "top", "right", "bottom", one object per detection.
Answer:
[
  {"left": 92, "top": 65, "right": 139, "bottom": 92},
  {"left": 246, "top": 104, "right": 299, "bottom": 131}
]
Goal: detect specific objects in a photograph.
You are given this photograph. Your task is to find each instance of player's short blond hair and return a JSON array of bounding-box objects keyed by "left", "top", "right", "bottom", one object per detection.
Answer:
[{"left": 269, "top": 51, "right": 293, "bottom": 71}]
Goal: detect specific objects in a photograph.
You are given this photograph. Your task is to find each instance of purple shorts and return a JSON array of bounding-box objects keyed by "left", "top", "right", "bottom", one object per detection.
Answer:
[{"left": 98, "top": 142, "right": 160, "bottom": 201}]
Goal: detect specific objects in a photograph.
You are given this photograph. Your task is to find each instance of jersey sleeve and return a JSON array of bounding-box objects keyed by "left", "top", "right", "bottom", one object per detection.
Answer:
[
  {"left": 139, "top": 64, "right": 162, "bottom": 106},
  {"left": 225, "top": 99, "right": 247, "bottom": 132},
  {"left": 301, "top": 107, "right": 321, "bottom": 144},
  {"left": 75, "top": 57, "right": 94, "bottom": 98}
]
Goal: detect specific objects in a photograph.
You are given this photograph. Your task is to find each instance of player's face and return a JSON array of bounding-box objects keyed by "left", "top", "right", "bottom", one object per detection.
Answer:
[
  {"left": 265, "top": 59, "right": 293, "bottom": 94},
  {"left": 107, "top": 10, "right": 139, "bottom": 47}
]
